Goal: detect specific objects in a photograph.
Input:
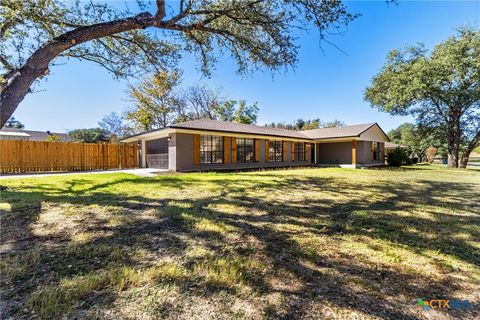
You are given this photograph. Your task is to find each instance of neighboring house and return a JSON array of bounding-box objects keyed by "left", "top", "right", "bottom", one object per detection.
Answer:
[
  {"left": 120, "top": 119, "right": 389, "bottom": 171},
  {"left": 0, "top": 128, "right": 71, "bottom": 141}
]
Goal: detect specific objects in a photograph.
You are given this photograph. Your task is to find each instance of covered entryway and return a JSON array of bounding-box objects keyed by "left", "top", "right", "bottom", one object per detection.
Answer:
[{"left": 146, "top": 138, "right": 169, "bottom": 169}]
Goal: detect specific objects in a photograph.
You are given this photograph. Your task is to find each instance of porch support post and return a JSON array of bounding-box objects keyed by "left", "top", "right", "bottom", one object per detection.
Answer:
[
  {"left": 314, "top": 143, "right": 317, "bottom": 164},
  {"left": 352, "top": 140, "right": 357, "bottom": 167},
  {"left": 141, "top": 139, "right": 147, "bottom": 168}
]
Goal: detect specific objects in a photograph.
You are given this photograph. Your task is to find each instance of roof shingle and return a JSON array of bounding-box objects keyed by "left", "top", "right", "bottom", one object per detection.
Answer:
[
  {"left": 170, "top": 118, "right": 308, "bottom": 139},
  {"left": 121, "top": 119, "right": 385, "bottom": 142},
  {"left": 300, "top": 123, "right": 375, "bottom": 139},
  {"left": 0, "top": 128, "right": 71, "bottom": 141}
]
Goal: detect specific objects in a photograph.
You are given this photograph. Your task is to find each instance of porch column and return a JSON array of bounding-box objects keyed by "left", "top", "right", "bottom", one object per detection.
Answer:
[
  {"left": 141, "top": 139, "right": 147, "bottom": 168},
  {"left": 314, "top": 143, "right": 317, "bottom": 164},
  {"left": 352, "top": 140, "right": 357, "bottom": 167}
]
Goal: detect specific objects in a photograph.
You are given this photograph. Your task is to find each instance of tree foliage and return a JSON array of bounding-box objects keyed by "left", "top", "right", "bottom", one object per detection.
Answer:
[
  {"left": 232, "top": 100, "right": 259, "bottom": 124},
  {"left": 98, "top": 112, "right": 133, "bottom": 140},
  {"left": 386, "top": 147, "right": 411, "bottom": 167},
  {"left": 125, "top": 73, "right": 260, "bottom": 131},
  {"left": 387, "top": 123, "right": 445, "bottom": 161},
  {"left": 0, "top": 0, "right": 358, "bottom": 127},
  {"left": 175, "top": 87, "right": 260, "bottom": 124},
  {"left": 45, "top": 134, "right": 62, "bottom": 142},
  {"left": 125, "top": 71, "right": 181, "bottom": 131},
  {"left": 365, "top": 27, "right": 480, "bottom": 168},
  {"left": 265, "top": 118, "right": 345, "bottom": 130},
  {"left": 68, "top": 128, "right": 110, "bottom": 143},
  {"left": 3, "top": 116, "right": 24, "bottom": 129}
]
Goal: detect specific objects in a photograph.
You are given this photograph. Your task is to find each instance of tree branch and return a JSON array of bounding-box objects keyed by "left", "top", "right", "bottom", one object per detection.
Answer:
[{"left": 155, "top": 0, "right": 165, "bottom": 21}]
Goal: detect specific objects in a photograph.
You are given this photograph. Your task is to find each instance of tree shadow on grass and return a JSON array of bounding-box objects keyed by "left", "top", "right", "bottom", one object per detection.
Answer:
[{"left": 1, "top": 171, "right": 479, "bottom": 319}]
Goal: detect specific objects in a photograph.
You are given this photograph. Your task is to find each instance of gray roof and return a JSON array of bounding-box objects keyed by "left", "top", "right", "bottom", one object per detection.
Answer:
[
  {"left": 301, "top": 123, "right": 376, "bottom": 139},
  {"left": 0, "top": 128, "right": 70, "bottom": 141},
  {"left": 170, "top": 119, "right": 308, "bottom": 139},
  {"left": 121, "top": 119, "right": 387, "bottom": 142}
]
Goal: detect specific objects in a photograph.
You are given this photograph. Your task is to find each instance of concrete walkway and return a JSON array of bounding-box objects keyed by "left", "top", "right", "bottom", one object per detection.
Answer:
[{"left": 0, "top": 168, "right": 167, "bottom": 179}]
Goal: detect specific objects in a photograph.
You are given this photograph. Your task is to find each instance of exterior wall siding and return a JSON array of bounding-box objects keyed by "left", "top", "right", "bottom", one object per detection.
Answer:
[
  {"left": 175, "top": 132, "right": 194, "bottom": 171},
  {"left": 138, "top": 134, "right": 386, "bottom": 171},
  {"left": 317, "top": 142, "right": 352, "bottom": 165},
  {"left": 314, "top": 141, "right": 385, "bottom": 167},
  {"left": 170, "top": 133, "right": 310, "bottom": 172},
  {"left": 356, "top": 141, "right": 385, "bottom": 165}
]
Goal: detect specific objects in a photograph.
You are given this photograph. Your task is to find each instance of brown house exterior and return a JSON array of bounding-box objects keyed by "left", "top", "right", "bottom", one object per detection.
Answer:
[{"left": 120, "top": 119, "right": 389, "bottom": 171}]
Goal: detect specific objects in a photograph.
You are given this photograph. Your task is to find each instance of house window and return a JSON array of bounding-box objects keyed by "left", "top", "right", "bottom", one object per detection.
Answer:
[
  {"left": 371, "top": 142, "right": 380, "bottom": 160},
  {"left": 294, "top": 142, "right": 305, "bottom": 161},
  {"left": 200, "top": 135, "right": 223, "bottom": 164},
  {"left": 237, "top": 138, "right": 255, "bottom": 163},
  {"left": 269, "top": 140, "right": 283, "bottom": 162}
]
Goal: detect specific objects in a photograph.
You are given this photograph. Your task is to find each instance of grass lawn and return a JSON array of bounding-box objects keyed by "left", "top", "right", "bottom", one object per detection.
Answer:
[{"left": 1, "top": 165, "right": 479, "bottom": 319}]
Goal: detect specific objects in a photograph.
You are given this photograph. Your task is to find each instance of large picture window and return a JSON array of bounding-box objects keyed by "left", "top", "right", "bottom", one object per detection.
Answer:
[
  {"left": 237, "top": 138, "right": 255, "bottom": 163},
  {"left": 371, "top": 142, "right": 380, "bottom": 160},
  {"left": 269, "top": 140, "right": 283, "bottom": 162},
  {"left": 294, "top": 142, "right": 305, "bottom": 161},
  {"left": 200, "top": 135, "right": 224, "bottom": 164}
]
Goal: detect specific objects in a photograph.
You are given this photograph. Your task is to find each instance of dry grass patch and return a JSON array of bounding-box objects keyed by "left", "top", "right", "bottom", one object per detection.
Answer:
[{"left": 1, "top": 166, "right": 479, "bottom": 319}]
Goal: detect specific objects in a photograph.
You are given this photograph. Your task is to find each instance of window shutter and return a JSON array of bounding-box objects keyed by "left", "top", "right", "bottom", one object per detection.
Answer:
[
  {"left": 282, "top": 141, "right": 287, "bottom": 161},
  {"left": 224, "top": 136, "right": 230, "bottom": 164},
  {"left": 231, "top": 137, "right": 237, "bottom": 164},
  {"left": 254, "top": 139, "right": 260, "bottom": 162},
  {"left": 305, "top": 143, "right": 310, "bottom": 162},
  {"left": 193, "top": 134, "right": 200, "bottom": 165},
  {"left": 265, "top": 140, "right": 269, "bottom": 162},
  {"left": 352, "top": 140, "right": 357, "bottom": 165},
  {"left": 291, "top": 142, "right": 295, "bottom": 161}
]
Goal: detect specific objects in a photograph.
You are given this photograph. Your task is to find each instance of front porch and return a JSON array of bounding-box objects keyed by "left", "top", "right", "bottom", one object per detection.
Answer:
[{"left": 310, "top": 140, "right": 385, "bottom": 168}]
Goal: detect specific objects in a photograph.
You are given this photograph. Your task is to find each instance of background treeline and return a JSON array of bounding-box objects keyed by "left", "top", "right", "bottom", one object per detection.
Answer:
[{"left": 264, "top": 119, "right": 345, "bottom": 130}]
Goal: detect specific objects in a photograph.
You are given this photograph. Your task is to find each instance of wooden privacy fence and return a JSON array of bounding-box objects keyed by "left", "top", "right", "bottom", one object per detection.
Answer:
[{"left": 0, "top": 140, "right": 138, "bottom": 173}]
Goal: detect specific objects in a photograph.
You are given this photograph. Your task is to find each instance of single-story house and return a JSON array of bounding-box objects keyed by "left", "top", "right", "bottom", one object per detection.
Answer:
[
  {"left": 120, "top": 119, "right": 389, "bottom": 171},
  {"left": 0, "top": 128, "right": 70, "bottom": 141}
]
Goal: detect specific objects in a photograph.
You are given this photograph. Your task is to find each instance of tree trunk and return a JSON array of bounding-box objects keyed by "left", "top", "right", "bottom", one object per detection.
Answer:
[
  {"left": 459, "top": 154, "right": 469, "bottom": 168},
  {"left": 446, "top": 137, "right": 459, "bottom": 168},
  {"left": 447, "top": 151, "right": 458, "bottom": 167},
  {"left": 459, "top": 131, "right": 480, "bottom": 169},
  {"left": 0, "top": 9, "right": 165, "bottom": 127},
  {"left": 446, "top": 113, "right": 462, "bottom": 168}
]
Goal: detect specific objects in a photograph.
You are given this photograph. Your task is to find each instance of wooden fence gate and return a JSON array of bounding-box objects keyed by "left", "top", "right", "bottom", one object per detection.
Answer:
[{"left": 0, "top": 141, "right": 138, "bottom": 173}]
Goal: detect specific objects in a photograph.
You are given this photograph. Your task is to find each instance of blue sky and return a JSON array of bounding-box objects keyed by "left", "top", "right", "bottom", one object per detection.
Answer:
[{"left": 13, "top": 1, "right": 480, "bottom": 133}]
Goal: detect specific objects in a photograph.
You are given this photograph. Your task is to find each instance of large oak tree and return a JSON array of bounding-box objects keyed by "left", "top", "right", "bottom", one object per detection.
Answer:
[
  {"left": 0, "top": 0, "right": 357, "bottom": 127},
  {"left": 365, "top": 27, "right": 480, "bottom": 168}
]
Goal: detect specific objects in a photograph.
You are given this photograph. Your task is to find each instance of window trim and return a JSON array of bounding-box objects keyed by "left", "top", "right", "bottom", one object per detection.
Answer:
[
  {"left": 294, "top": 142, "right": 305, "bottom": 162},
  {"left": 268, "top": 140, "right": 283, "bottom": 162},
  {"left": 236, "top": 138, "right": 255, "bottom": 163},
  {"left": 371, "top": 142, "right": 380, "bottom": 161},
  {"left": 200, "top": 135, "right": 224, "bottom": 164}
]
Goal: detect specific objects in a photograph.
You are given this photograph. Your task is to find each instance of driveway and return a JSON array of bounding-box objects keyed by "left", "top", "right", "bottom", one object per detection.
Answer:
[{"left": 0, "top": 168, "right": 167, "bottom": 179}]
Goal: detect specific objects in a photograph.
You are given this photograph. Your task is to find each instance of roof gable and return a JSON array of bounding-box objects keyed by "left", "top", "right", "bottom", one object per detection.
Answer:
[
  {"left": 358, "top": 124, "right": 389, "bottom": 142},
  {"left": 301, "top": 123, "right": 376, "bottom": 139}
]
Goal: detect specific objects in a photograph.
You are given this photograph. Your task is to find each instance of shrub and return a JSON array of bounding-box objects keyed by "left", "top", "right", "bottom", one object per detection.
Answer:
[{"left": 386, "top": 147, "right": 411, "bottom": 167}]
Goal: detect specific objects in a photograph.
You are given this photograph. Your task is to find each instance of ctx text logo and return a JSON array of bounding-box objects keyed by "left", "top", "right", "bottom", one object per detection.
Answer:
[{"left": 417, "top": 298, "right": 471, "bottom": 311}]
